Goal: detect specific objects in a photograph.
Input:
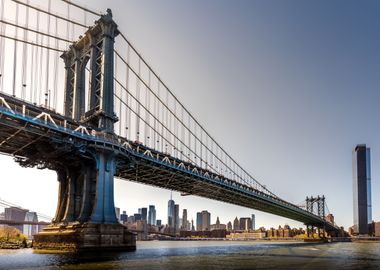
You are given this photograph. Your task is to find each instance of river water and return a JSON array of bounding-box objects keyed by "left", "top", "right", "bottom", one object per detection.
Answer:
[{"left": 0, "top": 241, "right": 379, "bottom": 270}]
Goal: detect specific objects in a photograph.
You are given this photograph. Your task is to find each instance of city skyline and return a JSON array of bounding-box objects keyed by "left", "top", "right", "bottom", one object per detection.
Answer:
[{"left": 0, "top": 0, "right": 379, "bottom": 230}]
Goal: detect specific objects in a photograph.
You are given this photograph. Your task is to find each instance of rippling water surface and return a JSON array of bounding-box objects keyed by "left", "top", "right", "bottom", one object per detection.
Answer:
[{"left": 0, "top": 241, "right": 380, "bottom": 270}]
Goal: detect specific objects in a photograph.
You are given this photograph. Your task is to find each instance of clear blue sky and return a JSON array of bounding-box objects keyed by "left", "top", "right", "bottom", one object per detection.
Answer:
[{"left": 0, "top": 0, "right": 379, "bottom": 229}]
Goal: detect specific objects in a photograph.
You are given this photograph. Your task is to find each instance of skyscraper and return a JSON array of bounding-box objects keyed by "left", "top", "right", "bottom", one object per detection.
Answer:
[
  {"left": 182, "top": 209, "right": 188, "bottom": 230},
  {"left": 233, "top": 217, "right": 239, "bottom": 231},
  {"left": 353, "top": 144, "right": 372, "bottom": 235},
  {"left": 196, "top": 212, "right": 202, "bottom": 231},
  {"left": 148, "top": 205, "right": 156, "bottom": 225},
  {"left": 252, "top": 214, "right": 256, "bottom": 230},
  {"left": 239, "top": 217, "right": 252, "bottom": 231},
  {"left": 140, "top": 207, "right": 147, "bottom": 221},
  {"left": 201, "top": 210, "right": 211, "bottom": 231},
  {"left": 174, "top": 204, "right": 180, "bottom": 233},
  {"left": 168, "top": 194, "right": 175, "bottom": 229}
]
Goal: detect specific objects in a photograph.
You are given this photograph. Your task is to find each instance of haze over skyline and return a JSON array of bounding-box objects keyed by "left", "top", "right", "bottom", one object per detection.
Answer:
[{"left": 0, "top": 0, "right": 379, "bottom": 229}]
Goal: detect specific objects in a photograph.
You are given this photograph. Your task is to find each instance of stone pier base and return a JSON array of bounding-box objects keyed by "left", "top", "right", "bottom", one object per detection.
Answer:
[{"left": 33, "top": 223, "right": 136, "bottom": 252}]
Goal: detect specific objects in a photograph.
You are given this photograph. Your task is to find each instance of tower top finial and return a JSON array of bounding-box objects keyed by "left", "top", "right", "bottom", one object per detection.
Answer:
[{"left": 106, "top": 8, "right": 112, "bottom": 17}]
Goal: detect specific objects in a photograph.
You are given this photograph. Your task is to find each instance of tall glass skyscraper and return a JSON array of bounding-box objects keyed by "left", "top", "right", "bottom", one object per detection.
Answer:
[
  {"left": 148, "top": 205, "right": 156, "bottom": 225},
  {"left": 352, "top": 144, "right": 372, "bottom": 235},
  {"left": 167, "top": 194, "right": 175, "bottom": 229}
]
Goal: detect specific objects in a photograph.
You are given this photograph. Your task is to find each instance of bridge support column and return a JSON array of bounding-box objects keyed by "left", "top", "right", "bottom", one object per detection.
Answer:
[{"left": 33, "top": 152, "right": 136, "bottom": 252}]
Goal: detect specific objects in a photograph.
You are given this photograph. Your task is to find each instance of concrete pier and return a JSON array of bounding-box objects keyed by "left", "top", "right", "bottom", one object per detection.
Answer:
[{"left": 33, "top": 224, "right": 135, "bottom": 252}]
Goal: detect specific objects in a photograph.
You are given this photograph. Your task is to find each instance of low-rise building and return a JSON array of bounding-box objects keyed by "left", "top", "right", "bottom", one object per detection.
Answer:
[{"left": 227, "top": 231, "right": 266, "bottom": 239}]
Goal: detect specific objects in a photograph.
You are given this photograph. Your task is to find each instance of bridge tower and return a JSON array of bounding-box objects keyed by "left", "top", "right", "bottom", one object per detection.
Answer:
[
  {"left": 305, "top": 195, "right": 326, "bottom": 238},
  {"left": 33, "top": 10, "right": 135, "bottom": 251}
]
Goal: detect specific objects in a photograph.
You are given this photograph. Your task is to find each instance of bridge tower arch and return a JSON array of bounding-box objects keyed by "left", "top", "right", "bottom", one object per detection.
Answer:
[{"left": 61, "top": 9, "right": 118, "bottom": 133}]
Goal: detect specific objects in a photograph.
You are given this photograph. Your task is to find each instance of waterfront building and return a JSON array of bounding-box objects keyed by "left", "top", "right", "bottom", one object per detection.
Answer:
[
  {"left": 201, "top": 210, "right": 211, "bottom": 231},
  {"left": 4, "top": 207, "right": 40, "bottom": 239},
  {"left": 252, "top": 214, "right": 255, "bottom": 230},
  {"left": 127, "top": 215, "right": 135, "bottom": 223},
  {"left": 239, "top": 217, "right": 252, "bottom": 231},
  {"left": 373, "top": 222, "right": 380, "bottom": 237},
  {"left": 191, "top": 219, "right": 195, "bottom": 231},
  {"left": 233, "top": 217, "right": 239, "bottom": 231},
  {"left": 4, "top": 206, "right": 28, "bottom": 232},
  {"left": 227, "top": 231, "right": 266, "bottom": 239},
  {"left": 227, "top": 221, "right": 232, "bottom": 231},
  {"left": 182, "top": 209, "right": 188, "bottom": 230},
  {"left": 134, "top": 213, "right": 142, "bottom": 221},
  {"left": 196, "top": 212, "right": 202, "bottom": 231},
  {"left": 210, "top": 216, "right": 226, "bottom": 230},
  {"left": 148, "top": 205, "right": 156, "bottom": 225},
  {"left": 352, "top": 144, "right": 372, "bottom": 235},
  {"left": 120, "top": 211, "right": 128, "bottom": 223}
]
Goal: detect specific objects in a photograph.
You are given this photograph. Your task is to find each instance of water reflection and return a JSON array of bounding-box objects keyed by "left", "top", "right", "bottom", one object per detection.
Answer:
[{"left": 0, "top": 241, "right": 379, "bottom": 270}]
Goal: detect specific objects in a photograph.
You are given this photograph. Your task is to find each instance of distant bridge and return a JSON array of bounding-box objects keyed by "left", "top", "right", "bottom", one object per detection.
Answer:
[{"left": 0, "top": 220, "right": 49, "bottom": 226}]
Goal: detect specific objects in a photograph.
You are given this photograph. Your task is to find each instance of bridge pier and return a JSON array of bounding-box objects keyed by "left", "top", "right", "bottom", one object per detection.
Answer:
[{"left": 33, "top": 151, "right": 136, "bottom": 252}]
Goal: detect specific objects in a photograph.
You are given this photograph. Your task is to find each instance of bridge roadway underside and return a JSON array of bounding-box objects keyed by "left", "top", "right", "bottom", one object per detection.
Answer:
[{"left": 0, "top": 93, "right": 339, "bottom": 235}]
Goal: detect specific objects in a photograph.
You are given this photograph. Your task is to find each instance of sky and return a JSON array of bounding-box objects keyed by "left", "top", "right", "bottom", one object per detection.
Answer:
[{"left": 0, "top": 0, "right": 379, "bottom": 229}]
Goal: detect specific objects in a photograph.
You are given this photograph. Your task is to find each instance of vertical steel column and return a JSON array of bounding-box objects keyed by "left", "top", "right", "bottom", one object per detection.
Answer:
[
  {"left": 98, "top": 9, "right": 119, "bottom": 133},
  {"left": 88, "top": 33, "right": 100, "bottom": 112},
  {"left": 62, "top": 52, "right": 75, "bottom": 118},
  {"left": 90, "top": 152, "right": 118, "bottom": 224},
  {"left": 77, "top": 164, "right": 95, "bottom": 223},
  {"left": 52, "top": 169, "right": 68, "bottom": 223},
  {"left": 72, "top": 49, "right": 86, "bottom": 121},
  {"left": 62, "top": 170, "right": 79, "bottom": 223}
]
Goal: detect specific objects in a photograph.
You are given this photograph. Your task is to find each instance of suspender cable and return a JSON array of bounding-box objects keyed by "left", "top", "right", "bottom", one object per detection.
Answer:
[
  {"left": 21, "top": 0, "right": 29, "bottom": 100},
  {"left": 181, "top": 106, "right": 184, "bottom": 159},
  {"left": 38, "top": 11, "right": 43, "bottom": 105},
  {"left": 0, "top": 34, "right": 63, "bottom": 52},
  {"left": 188, "top": 114, "right": 191, "bottom": 162},
  {"left": 153, "top": 76, "right": 158, "bottom": 150},
  {"left": 0, "top": 0, "right": 5, "bottom": 92},
  {"left": 11, "top": 0, "right": 87, "bottom": 28},
  {"left": 117, "top": 56, "right": 122, "bottom": 136},
  {"left": 45, "top": 0, "right": 52, "bottom": 106},
  {"left": 114, "top": 52, "right": 119, "bottom": 134},
  {"left": 126, "top": 44, "right": 131, "bottom": 139},
  {"left": 118, "top": 33, "right": 276, "bottom": 196},
  {"left": 165, "top": 91, "right": 169, "bottom": 153},
  {"left": 53, "top": 16, "right": 58, "bottom": 109},
  {"left": 114, "top": 73, "right": 216, "bottom": 174},
  {"left": 0, "top": 20, "right": 72, "bottom": 43},
  {"left": 61, "top": 0, "right": 101, "bottom": 17},
  {"left": 158, "top": 82, "right": 163, "bottom": 152},
  {"left": 136, "top": 58, "right": 141, "bottom": 142},
  {"left": 147, "top": 71, "right": 151, "bottom": 148},
  {"left": 173, "top": 96, "right": 177, "bottom": 158},
  {"left": 12, "top": 2, "right": 19, "bottom": 96}
]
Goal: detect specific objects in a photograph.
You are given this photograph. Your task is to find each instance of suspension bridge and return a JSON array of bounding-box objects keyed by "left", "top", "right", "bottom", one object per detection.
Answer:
[{"left": 0, "top": 0, "right": 341, "bottom": 251}]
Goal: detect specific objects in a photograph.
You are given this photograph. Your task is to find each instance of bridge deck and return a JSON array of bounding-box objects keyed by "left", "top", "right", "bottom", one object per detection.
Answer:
[{"left": 0, "top": 92, "right": 340, "bottom": 233}]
